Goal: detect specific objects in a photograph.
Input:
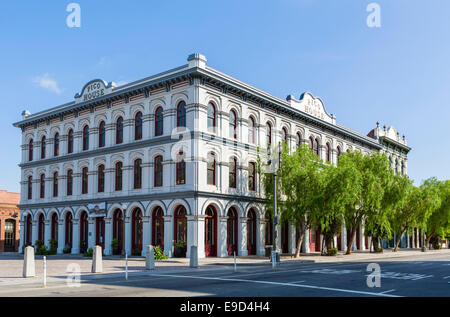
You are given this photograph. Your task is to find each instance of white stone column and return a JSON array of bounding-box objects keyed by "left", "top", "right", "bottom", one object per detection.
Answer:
[
  {"left": 302, "top": 228, "right": 310, "bottom": 253},
  {"left": 187, "top": 215, "right": 205, "bottom": 259},
  {"left": 72, "top": 219, "right": 80, "bottom": 254},
  {"left": 57, "top": 219, "right": 65, "bottom": 254},
  {"left": 44, "top": 220, "right": 51, "bottom": 249},
  {"left": 289, "top": 223, "right": 296, "bottom": 254},
  {"left": 142, "top": 216, "right": 151, "bottom": 256},
  {"left": 341, "top": 220, "right": 347, "bottom": 252},
  {"left": 163, "top": 216, "right": 173, "bottom": 257},
  {"left": 18, "top": 220, "right": 25, "bottom": 253},
  {"left": 104, "top": 218, "right": 112, "bottom": 255},
  {"left": 360, "top": 225, "right": 365, "bottom": 251},
  {"left": 88, "top": 218, "right": 96, "bottom": 249},
  {"left": 238, "top": 217, "right": 248, "bottom": 256},
  {"left": 31, "top": 220, "right": 38, "bottom": 248},
  {"left": 218, "top": 217, "right": 228, "bottom": 257},
  {"left": 124, "top": 216, "right": 131, "bottom": 255},
  {"left": 258, "top": 219, "right": 265, "bottom": 255}
]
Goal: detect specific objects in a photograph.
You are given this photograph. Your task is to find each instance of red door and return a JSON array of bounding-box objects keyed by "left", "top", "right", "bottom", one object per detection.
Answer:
[
  {"left": 205, "top": 206, "right": 217, "bottom": 257},
  {"left": 281, "top": 221, "right": 289, "bottom": 253},
  {"left": 247, "top": 210, "right": 257, "bottom": 255},
  {"left": 227, "top": 208, "right": 238, "bottom": 256},
  {"left": 96, "top": 217, "right": 105, "bottom": 251},
  {"left": 309, "top": 229, "right": 316, "bottom": 252}
]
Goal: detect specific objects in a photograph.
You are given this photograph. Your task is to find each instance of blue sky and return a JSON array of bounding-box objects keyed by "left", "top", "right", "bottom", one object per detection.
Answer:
[{"left": 0, "top": 0, "right": 449, "bottom": 193}]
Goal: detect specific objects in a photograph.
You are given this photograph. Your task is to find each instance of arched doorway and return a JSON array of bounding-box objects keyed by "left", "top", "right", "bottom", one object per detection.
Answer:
[
  {"left": 25, "top": 214, "right": 32, "bottom": 246},
  {"left": 38, "top": 214, "right": 45, "bottom": 243},
  {"left": 173, "top": 206, "right": 187, "bottom": 257},
  {"left": 51, "top": 213, "right": 58, "bottom": 249},
  {"left": 310, "top": 228, "right": 320, "bottom": 252},
  {"left": 79, "top": 211, "right": 88, "bottom": 253},
  {"left": 247, "top": 209, "right": 256, "bottom": 255},
  {"left": 152, "top": 206, "right": 164, "bottom": 249},
  {"left": 112, "top": 209, "right": 124, "bottom": 255},
  {"left": 65, "top": 213, "right": 73, "bottom": 250},
  {"left": 281, "top": 220, "right": 289, "bottom": 254},
  {"left": 96, "top": 217, "right": 105, "bottom": 251},
  {"left": 4, "top": 219, "right": 16, "bottom": 252},
  {"left": 227, "top": 208, "right": 238, "bottom": 256},
  {"left": 205, "top": 205, "right": 217, "bottom": 257},
  {"left": 131, "top": 208, "right": 143, "bottom": 253}
]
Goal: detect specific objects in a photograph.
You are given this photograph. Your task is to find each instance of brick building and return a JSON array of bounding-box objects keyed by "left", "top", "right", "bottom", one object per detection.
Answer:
[{"left": 0, "top": 190, "right": 20, "bottom": 252}]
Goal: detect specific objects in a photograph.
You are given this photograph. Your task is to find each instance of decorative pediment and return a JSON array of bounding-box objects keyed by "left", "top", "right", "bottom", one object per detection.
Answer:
[
  {"left": 286, "top": 92, "right": 335, "bottom": 124},
  {"left": 74, "top": 79, "right": 116, "bottom": 103}
]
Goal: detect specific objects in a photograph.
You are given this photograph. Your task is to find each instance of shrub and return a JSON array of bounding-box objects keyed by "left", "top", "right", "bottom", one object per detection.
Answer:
[
  {"left": 35, "top": 240, "right": 44, "bottom": 249},
  {"left": 111, "top": 238, "right": 119, "bottom": 248},
  {"left": 153, "top": 246, "right": 168, "bottom": 260},
  {"left": 63, "top": 247, "right": 71, "bottom": 254},
  {"left": 374, "top": 247, "right": 384, "bottom": 253},
  {"left": 434, "top": 244, "right": 442, "bottom": 250},
  {"left": 174, "top": 241, "right": 186, "bottom": 248},
  {"left": 36, "top": 245, "right": 49, "bottom": 255},
  {"left": 83, "top": 248, "right": 93, "bottom": 257},
  {"left": 326, "top": 248, "right": 338, "bottom": 256},
  {"left": 49, "top": 239, "right": 58, "bottom": 250},
  {"left": 132, "top": 248, "right": 142, "bottom": 256}
]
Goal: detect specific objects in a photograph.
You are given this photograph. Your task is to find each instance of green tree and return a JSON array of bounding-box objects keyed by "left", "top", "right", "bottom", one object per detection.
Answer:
[
  {"left": 339, "top": 150, "right": 392, "bottom": 254},
  {"left": 391, "top": 177, "right": 441, "bottom": 251},
  {"left": 424, "top": 179, "right": 449, "bottom": 247}
]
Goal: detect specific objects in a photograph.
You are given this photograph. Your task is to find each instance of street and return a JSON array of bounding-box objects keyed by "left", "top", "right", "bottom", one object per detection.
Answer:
[{"left": 0, "top": 251, "right": 449, "bottom": 297}]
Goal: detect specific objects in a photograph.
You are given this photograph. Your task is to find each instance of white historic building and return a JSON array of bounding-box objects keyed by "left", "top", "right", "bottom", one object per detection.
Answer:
[{"left": 13, "top": 53, "right": 413, "bottom": 257}]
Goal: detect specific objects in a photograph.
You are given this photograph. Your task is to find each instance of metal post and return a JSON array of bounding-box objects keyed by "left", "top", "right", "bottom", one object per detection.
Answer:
[
  {"left": 43, "top": 256, "right": 47, "bottom": 288},
  {"left": 125, "top": 253, "right": 128, "bottom": 280},
  {"left": 234, "top": 251, "right": 237, "bottom": 272}
]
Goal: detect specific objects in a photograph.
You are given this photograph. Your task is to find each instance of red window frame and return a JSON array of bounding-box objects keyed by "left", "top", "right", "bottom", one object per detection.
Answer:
[
  {"left": 207, "top": 153, "right": 216, "bottom": 185},
  {"left": 176, "top": 152, "right": 185, "bottom": 185},
  {"left": 28, "top": 139, "right": 33, "bottom": 161},
  {"left": 40, "top": 174, "right": 45, "bottom": 198},
  {"left": 53, "top": 172, "right": 58, "bottom": 197},
  {"left": 41, "top": 136, "right": 46, "bottom": 159},
  {"left": 134, "top": 112, "right": 143, "bottom": 140},
  {"left": 297, "top": 132, "right": 302, "bottom": 147},
  {"left": 97, "top": 164, "right": 105, "bottom": 193},
  {"left": 134, "top": 159, "right": 142, "bottom": 189},
  {"left": 248, "top": 162, "right": 256, "bottom": 191},
  {"left": 229, "top": 157, "right": 237, "bottom": 189},
  {"left": 207, "top": 102, "right": 216, "bottom": 133},
  {"left": 27, "top": 175, "right": 32, "bottom": 199},
  {"left": 266, "top": 122, "right": 272, "bottom": 145},
  {"left": 82, "top": 125, "right": 89, "bottom": 151},
  {"left": 67, "top": 129, "right": 74, "bottom": 154},
  {"left": 229, "top": 110, "right": 237, "bottom": 139},
  {"left": 54, "top": 133, "right": 59, "bottom": 156},
  {"left": 98, "top": 121, "right": 105, "bottom": 148},
  {"left": 152, "top": 207, "right": 164, "bottom": 249},
  {"left": 154, "top": 155, "right": 163, "bottom": 187},
  {"left": 155, "top": 106, "right": 164, "bottom": 136},
  {"left": 116, "top": 117, "right": 123, "bottom": 144},
  {"left": 326, "top": 143, "right": 331, "bottom": 162},
  {"left": 248, "top": 116, "right": 255, "bottom": 144},
  {"left": 115, "top": 162, "right": 122, "bottom": 191},
  {"left": 177, "top": 101, "right": 186, "bottom": 128},
  {"left": 67, "top": 169, "right": 73, "bottom": 196},
  {"left": 81, "top": 167, "right": 88, "bottom": 194}
]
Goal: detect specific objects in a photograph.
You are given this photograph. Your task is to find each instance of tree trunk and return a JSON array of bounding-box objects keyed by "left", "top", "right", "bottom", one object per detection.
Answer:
[
  {"left": 394, "top": 229, "right": 405, "bottom": 252},
  {"left": 294, "top": 225, "right": 305, "bottom": 258},
  {"left": 372, "top": 237, "right": 379, "bottom": 250},
  {"left": 346, "top": 228, "right": 356, "bottom": 255},
  {"left": 425, "top": 234, "right": 433, "bottom": 248}
]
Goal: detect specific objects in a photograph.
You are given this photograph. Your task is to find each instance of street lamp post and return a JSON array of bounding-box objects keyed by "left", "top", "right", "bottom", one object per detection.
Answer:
[{"left": 268, "top": 142, "right": 282, "bottom": 266}]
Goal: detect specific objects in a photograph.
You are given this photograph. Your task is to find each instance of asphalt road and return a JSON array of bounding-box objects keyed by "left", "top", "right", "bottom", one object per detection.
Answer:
[{"left": 0, "top": 252, "right": 449, "bottom": 297}]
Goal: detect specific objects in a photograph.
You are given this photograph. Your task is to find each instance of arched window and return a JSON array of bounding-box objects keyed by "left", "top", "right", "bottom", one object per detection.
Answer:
[
  {"left": 309, "top": 136, "right": 314, "bottom": 151},
  {"left": 155, "top": 107, "right": 164, "bottom": 136},
  {"left": 207, "top": 102, "right": 216, "bottom": 133},
  {"left": 131, "top": 208, "right": 143, "bottom": 251},
  {"left": 174, "top": 206, "right": 187, "bottom": 249},
  {"left": 249, "top": 162, "right": 256, "bottom": 191},
  {"left": 152, "top": 207, "right": 164, "bottom": 248},
  {"left": 98, "top": 121, "right": 105, "bottom": 148},
  {"left": 27, "top": 175, "right": 32, "bottom": 200},
  {"left": 40, "top": 174, "right": 45, "bottom": 199},
  {"left": 97, "top": 164, "right": 105, "bottom": 193},
  {"left": 326, "top": 143, "right": 331, "bottom": 162},
  {"left": 28, "top": 139, "right": 33, "bottom": 161},
  {"left": 25, "top": 214, "right": 32, "bottom": 246},
  {"left": 134, "top": 112, "right": 143, "bottom": 140},
  {"left": 51, "top": 213, "right": 58, "bottom": 244},
  {"left": 41, "top": 136, "right": 46, "bottom": 159},
  {"left": 67, "top": 169, "right": 73, "bottom": 196},
  {"left": 229, "top": 157, "right": 237, "bottom": 189},
  {"left": 134, "top": 159, "right": 142, "bottom": 189},
  {"left": 266, "top": 122, "right": 272, "bottom": 145},
  {"left": 177, "top": 101, "right": 186, "bottom": 128},
  {"left": 401, "top": 162, "right": 405, "bottom": 175},
  {"left": 116, "top": 117, "right": 123, "bottom": 144},
  {"left": 296, "top": 132, "right": 302, "bottom": 147},
  {"left": 53, "top": 172, "right": 58, "bottom": 197},
  {"left": 207, "top": 153, "right": 216, "bottom": 185},
  {"left": 54, "top": 133, "right": 59, "bottom": 156},
  {"left": 67, "top": 129, "right": 74, "bottom": 154},
  {"left": 81, "top": 167, "right": 88, "bottom": 194},
  {"left": 248, "top": 116, "right": 256, "bottom": 144},
  {"left": 315, "top": 139, "right": 320, "bottom": 156},
  {"left": 395, "top": 159, "right": 399, "bottom": 174},
  {"left": 115, "top": 162, "right": 122, "bottom": 191},
  {"left": 337, "top": 146, "right": 342, "bottom": 164},
  {"left": 229, "top": 110, "right": 237, "bottom": 139},
  {"left": 227, "top": 208, "right": 238, "bottom": 255},
  {"left": 65, "top": 213, "right": 73, "bottom": 249},
  {"left": 82, "top": 125, "right": 89, "bottom": 151},
  {"left": 154, "top": 155, "right": 163, "bottom": 187},
  {"left": 38, "top": 214, "right": 45, "bottom": 242},
  {"left": 176, "top": 151, "right": 186, "bottom": 185},
  {"left": 282, "top": 128, "right": 288, "bottom": 144}
]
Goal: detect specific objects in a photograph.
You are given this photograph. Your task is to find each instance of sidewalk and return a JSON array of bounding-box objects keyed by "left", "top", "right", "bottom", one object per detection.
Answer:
[{"left": 0, "top": 248, "right": 448, "bottom": 284}]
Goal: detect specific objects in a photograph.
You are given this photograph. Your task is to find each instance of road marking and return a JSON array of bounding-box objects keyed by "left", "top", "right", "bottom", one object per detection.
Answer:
[
  {"left": 289, "top": 280, "right": 305, "bottom": 284},
  {"left": 443, "top": 276, "right": 450, "bottom": 279},
  {"left": 153, "top": 273, "right": 401, "bottom": 297},
  {"left": 380, "top": 289, "right": 396, "bottom": 294}
]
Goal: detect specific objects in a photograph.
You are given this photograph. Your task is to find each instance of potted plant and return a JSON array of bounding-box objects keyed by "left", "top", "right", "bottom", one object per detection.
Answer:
[
  {"left": 153, "top": 246, "right": 169, "bottom": 260},
  {"left": 63, "top": 245, "right": 71, "bottom": 254},
  {"left": 49, "top": 239, "right": 58, "bottom": 254},
  {"left": 132, "top": 248, "right": 142, "bottom": 256},
  {"left": 80, "top": 240, "right": 87, "bottom": 254},
  {"left": 111, "top": 238, "right": 120, "bottom": 255},
  {"left": 173, "top": 241, "right": 186, "bottom": 258},
  {"left": 35, "top": 240, "right": 44, "bottom": 249}
]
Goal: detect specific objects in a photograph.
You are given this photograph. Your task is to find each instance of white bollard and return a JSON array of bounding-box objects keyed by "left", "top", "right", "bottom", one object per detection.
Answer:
[
  {"left": 23, "top": 246, "right": 35, "bottom": 277},
  {"left": 190, "top": 246, "right": 198, "bottom": 268},
  {"left": 146, "top": 245, "right": 155, "bottom": 270},
  {"left": 271, "top": 251, "right": 276, "bottom": 269},
  {"left": 234, "top": 251, "right": 237, "bottom": 272},
  {"left": 91, "top": 246, "right": 103, "bottom": 273},
  {"left": 125, "top": 253, "right": 128, "bottom": 280},
  {"left": 43, "top": 256, "right": 47, "bottom": 288}
]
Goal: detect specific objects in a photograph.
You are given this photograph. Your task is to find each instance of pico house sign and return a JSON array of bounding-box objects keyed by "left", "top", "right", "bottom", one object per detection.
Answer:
[
  {"left": 286, "top": 92, "right": 336, "bottom": 125},
  {"left": 74, "top": 79, "right": 116, "bottom": 103}
]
